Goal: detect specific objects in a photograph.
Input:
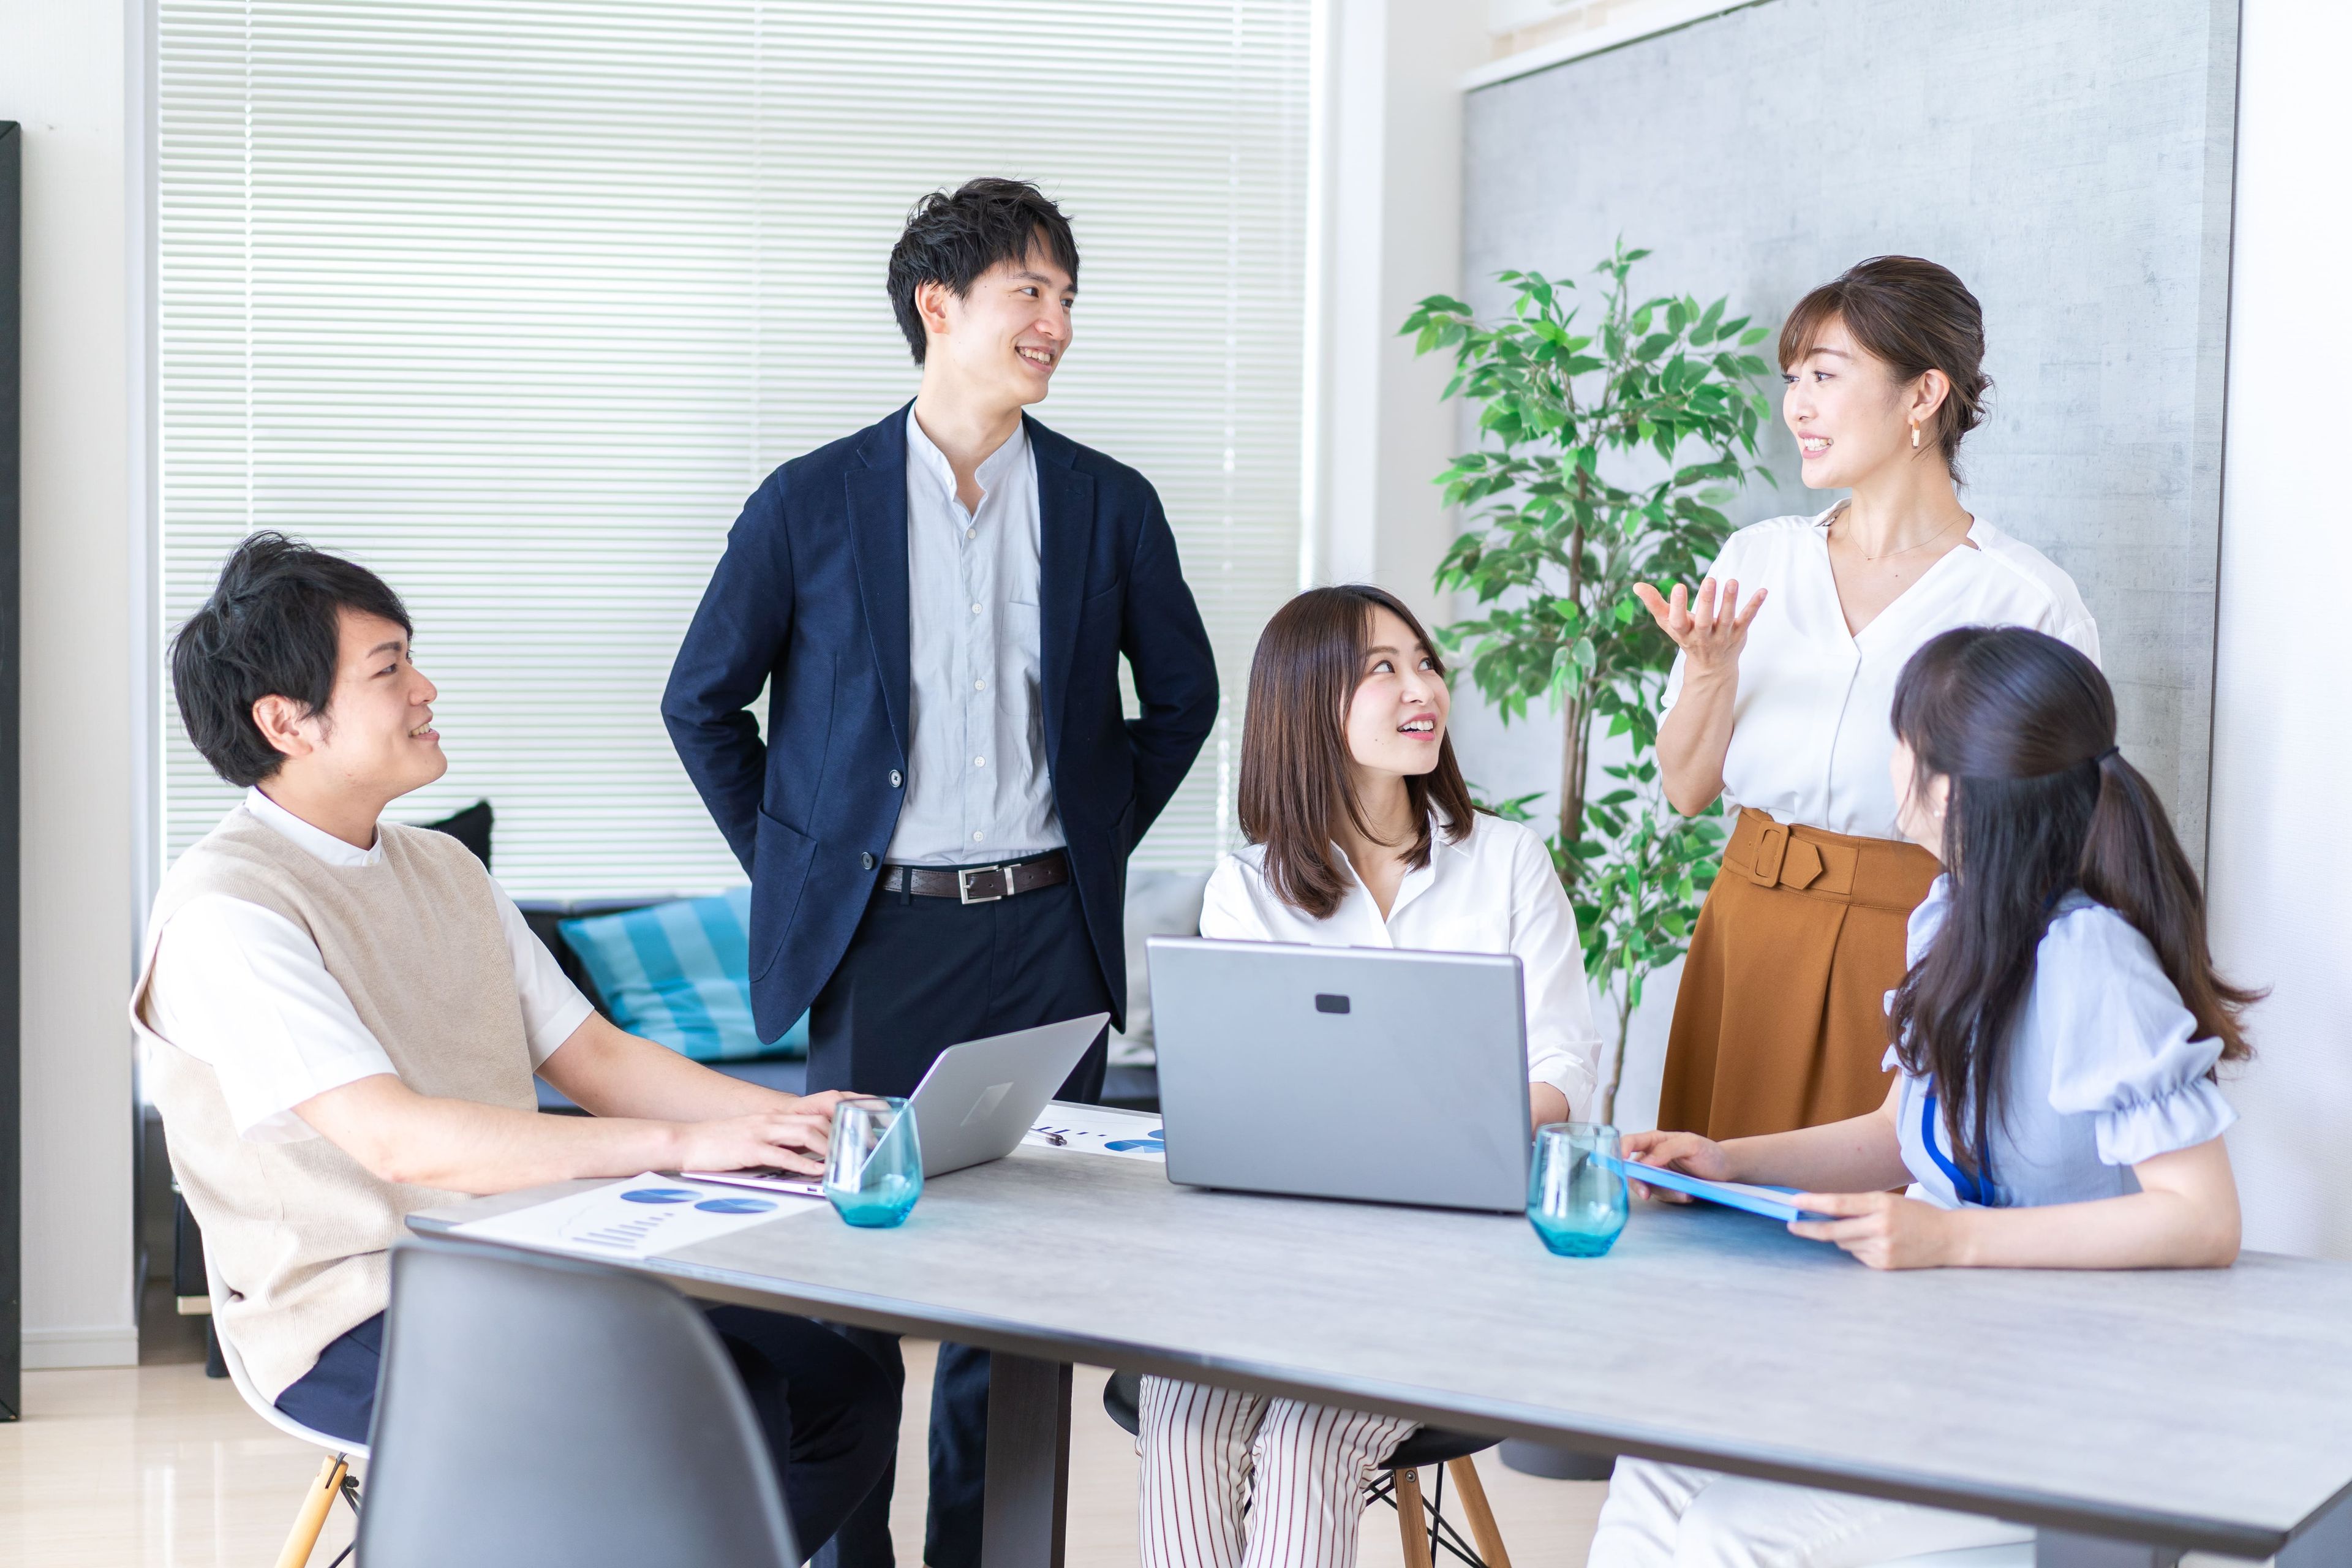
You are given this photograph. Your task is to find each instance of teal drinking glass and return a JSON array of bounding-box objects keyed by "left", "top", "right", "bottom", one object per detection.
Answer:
[
  {"left": 1528, "top": 1122, "right": 1629, "bottom": 1257},
  {"left": 824, "top": 1096, "right": 923, "bottom": 1229}
]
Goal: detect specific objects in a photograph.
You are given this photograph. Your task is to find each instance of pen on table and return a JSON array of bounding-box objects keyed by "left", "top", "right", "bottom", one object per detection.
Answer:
[{"left": 1035, "top": 1129, "right": 1068, "bottom": 1146}]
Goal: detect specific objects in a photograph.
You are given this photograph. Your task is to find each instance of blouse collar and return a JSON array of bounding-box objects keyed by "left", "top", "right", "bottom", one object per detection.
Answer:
[{"left": 1325, "top": 810, "right": 1467, "bottom": 925}]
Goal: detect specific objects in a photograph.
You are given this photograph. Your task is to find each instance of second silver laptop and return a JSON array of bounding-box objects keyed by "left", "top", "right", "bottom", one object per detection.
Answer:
[{"left": 1147, "top": 937, "right": 1532, "bottom": 1213}]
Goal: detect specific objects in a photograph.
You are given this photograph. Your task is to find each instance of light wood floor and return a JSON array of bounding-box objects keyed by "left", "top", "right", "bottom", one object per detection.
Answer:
[{"left": 0, "top": 1341, "right": 1607, "bottom": 1567}]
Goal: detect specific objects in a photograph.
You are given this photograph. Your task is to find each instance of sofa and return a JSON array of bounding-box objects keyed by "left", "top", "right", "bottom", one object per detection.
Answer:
[{"left": 516, "top": 865, "right": 1208, "bottom": 1114}]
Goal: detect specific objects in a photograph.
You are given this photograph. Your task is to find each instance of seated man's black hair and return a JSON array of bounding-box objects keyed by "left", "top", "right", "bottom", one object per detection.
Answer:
[
  {"left": 886, "top": 177, "right": 1079, "bottom": 364},
  {"left": 171, "top": 531, "right": 413, "bottom": 787}
]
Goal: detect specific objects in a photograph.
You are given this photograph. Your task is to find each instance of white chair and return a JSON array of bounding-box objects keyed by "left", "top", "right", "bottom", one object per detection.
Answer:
[{"left": 206, "top": 1262, "right": 366, "bottom": 1568}]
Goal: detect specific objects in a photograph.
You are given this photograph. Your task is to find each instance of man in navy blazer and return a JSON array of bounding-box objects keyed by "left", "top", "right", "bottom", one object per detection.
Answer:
[{"left": 664, "top": 178, "right": 1217, "bottom": 1568}]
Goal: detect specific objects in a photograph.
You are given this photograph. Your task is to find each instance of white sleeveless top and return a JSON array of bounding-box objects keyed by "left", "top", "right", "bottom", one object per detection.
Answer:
[{"left": 1662, "top": 508, "right": 2098, "bottom": 841}]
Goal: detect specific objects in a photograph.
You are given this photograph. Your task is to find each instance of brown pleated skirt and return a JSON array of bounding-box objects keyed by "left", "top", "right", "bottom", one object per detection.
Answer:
[{"left": 1657, "top": 808, "right": 1942, "bottom": 1139}]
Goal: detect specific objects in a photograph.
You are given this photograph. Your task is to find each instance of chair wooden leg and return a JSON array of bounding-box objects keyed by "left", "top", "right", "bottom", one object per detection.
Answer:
[
  {"left": 273, "top": 1453, "right": 347, "bottom": 1568},
  {"left": 1393, "top": 1466, "right": 1437, "bottom": 1568},
  {"left": 1446, "top": 1456, "right": 1513, "bottom": 1568}
]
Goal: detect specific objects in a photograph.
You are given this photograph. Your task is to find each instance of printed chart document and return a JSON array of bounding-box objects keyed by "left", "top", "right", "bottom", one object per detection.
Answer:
[
  {"left": 454, "top": 1174, "right": 811, "bottom": 1261},
  {"left": 1023, "top": 1100, "right": 1166, "bottom": 1162},
  {"left": 1599, "top": 1154, "right": 1835, "bottom": 1224}
]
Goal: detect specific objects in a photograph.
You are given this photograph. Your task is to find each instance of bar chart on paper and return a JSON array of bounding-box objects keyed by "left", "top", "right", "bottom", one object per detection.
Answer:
[{"left": 453, "top": 1175, "right": 805, "bottom": 1261}]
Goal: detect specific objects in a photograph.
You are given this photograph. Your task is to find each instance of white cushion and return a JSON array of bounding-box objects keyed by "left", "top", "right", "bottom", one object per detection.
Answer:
[{"left": 1110, "top": 870, "right": 1209, "bottom": 1066}]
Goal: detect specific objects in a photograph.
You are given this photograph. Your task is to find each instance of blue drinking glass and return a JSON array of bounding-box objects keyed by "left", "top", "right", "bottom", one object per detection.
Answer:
[
  {"left": 1528, "top": 1121, "right": 1629, "bottom": 1257},
  {"left": 824, "top": 1096, "right": 923, "bottom": 1229}
]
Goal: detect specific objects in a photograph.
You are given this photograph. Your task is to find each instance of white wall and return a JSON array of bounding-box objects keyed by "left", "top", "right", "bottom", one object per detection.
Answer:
[
  {"left": 4, "top": 0, "right": 141, "bottom": 1366},
  {"left": 1309, "top": 0, "right": 1490, "bottom": 622},
  {"left": 2206, "top": 0, "right": 2352, "bottom": 1261}
]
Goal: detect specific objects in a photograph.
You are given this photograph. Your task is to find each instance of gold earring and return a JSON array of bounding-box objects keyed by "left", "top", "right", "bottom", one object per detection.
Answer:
[{"left": 1910, "top": 421, "right": 1922, "bottom": 450}]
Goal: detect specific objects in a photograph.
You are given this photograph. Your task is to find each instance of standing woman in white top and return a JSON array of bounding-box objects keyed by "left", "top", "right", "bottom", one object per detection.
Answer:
[
  {"left": 1635, "top": 257, "right": 2099, "bottom": 1139},
  {"left": 1135, "top": 584, "right": 1602, "bottom": 1568}
]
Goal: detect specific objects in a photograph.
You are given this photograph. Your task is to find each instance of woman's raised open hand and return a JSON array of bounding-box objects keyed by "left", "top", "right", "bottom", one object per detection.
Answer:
[{"left": 1632, "top": 577, "right": 1768, "bottom": 679}]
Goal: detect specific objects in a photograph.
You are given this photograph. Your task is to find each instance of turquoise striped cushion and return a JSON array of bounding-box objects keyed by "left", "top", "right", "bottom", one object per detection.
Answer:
[{"left": 559, "top": 888, "right": 807, "bottom": 1062}]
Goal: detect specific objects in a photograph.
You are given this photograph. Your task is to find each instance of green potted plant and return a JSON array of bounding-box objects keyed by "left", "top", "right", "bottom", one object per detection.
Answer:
[{"left": 1400, "top": 243, "right": 1775, "bottom": 1121}]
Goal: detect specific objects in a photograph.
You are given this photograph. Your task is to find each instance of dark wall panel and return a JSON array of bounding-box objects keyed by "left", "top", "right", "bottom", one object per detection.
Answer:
[{"left": 1, "top": 118, "right": 21, "bottom": 1422}]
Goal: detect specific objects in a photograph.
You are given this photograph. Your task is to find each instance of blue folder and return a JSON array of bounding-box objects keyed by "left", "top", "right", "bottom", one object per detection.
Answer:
[{"left": 1599, "top": 1153, "right": 1836, "bottom": 1223}]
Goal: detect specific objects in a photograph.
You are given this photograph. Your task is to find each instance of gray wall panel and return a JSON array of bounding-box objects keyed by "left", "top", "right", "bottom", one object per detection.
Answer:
[{"left": 1460, "top": 0, "right": 2237, "bottom": 853}]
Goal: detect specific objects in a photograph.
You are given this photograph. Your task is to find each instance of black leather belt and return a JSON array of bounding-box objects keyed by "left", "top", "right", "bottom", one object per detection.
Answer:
[{"left": 878, "top": 849, "right": 1070, "bottom": 904}]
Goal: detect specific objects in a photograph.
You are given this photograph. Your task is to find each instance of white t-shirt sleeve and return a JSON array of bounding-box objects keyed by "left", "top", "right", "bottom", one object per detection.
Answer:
[
  {"left": 1504, "top": 827, "right": 1603, "bottom": 1117},
  {"left": 148, "top": 883, "right": 593, "bottom": 1143},
  {"left": 491, "top": 880, "right": 595, "bottom": 1065},
  {"left": 146, "top": 894, "right": 401, "bottom": 1144}
]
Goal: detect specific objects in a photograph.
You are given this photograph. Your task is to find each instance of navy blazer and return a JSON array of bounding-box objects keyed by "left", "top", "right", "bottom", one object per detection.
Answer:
[{"left": 663, "top": 404, "right": 1219, "bottom": 1040}]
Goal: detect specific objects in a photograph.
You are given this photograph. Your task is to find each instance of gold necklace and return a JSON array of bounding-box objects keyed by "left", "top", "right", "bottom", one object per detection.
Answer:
[{"left": 1832, "top": 504, "right": 1967, "bottom": 564}]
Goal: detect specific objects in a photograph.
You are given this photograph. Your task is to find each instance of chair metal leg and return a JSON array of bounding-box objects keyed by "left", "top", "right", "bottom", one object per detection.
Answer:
[
  {"left": 274, "top": 1454, "right": 348, "bottom": 1568},
  {"left": 1444, "top": 1457, "right": 1512, "bottom": 1568},
  {"left": 1394, "top": 1467, "right": 1438, "bottom": 1568}
]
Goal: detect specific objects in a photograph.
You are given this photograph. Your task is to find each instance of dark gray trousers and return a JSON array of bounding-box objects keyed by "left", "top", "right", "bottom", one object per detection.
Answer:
[{"left": 807, "top": 877, "right": 1110, "bottom": 1568}]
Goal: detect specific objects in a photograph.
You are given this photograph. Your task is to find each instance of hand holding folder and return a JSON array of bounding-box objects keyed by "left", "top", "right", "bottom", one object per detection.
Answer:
[{"left": 1599, "top": 1153, "right": 1837, "bottom": 1224}]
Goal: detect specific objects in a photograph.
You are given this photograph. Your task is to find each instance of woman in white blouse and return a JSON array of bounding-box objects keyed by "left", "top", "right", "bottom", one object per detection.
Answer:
[
  {"left": 1634, "top": 256, "right": 2098, "bottom": 1140},
  {"left": 1136, "top": 584, "right": 1601, "bottom": 1568}
]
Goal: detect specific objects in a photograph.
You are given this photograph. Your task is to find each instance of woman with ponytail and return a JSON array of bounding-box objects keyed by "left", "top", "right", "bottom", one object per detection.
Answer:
[{"left": 1586, "top": 626, "right": 2255, "bottom": 1567}]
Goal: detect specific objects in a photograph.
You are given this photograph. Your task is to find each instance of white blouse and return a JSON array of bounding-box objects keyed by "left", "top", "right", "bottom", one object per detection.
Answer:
[
  {"left": 1662, "top": 508, "right": 2100, "bottom": 840},
  {"left": 1199, "top": 813, "right": 1603, "bottom": 1115}
]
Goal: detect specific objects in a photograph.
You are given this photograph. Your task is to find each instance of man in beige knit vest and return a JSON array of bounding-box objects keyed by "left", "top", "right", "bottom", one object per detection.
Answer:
[{"left": 133, "top": 533, "right": 897, "bottom": 1555}]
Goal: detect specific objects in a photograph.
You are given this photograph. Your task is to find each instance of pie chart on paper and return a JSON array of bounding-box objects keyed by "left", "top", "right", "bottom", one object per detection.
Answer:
[{"left": 620, "top": 1187, "right": 702, "bottom": 1204}]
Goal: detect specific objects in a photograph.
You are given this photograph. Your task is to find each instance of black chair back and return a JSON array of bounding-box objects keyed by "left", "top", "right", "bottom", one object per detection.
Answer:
[{"left": 355, "top": 1237, "right": 797, "bottom": 1568}]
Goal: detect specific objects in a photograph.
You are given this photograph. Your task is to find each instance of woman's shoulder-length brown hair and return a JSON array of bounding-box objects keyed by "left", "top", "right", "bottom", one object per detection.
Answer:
[{"left": 1236, "top": 584, "right": 1479, "bottom": 920}]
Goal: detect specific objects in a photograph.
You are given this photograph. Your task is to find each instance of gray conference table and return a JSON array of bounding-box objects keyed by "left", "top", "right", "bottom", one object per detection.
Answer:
[{"left": 413, "top": 1144, "right": 2352, "bottom": 1568}]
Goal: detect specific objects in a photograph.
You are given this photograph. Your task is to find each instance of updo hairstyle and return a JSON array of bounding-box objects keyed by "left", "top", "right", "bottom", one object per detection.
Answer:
[{"left": 1778, "top": 257, "right": 1991, "bottom": 475}]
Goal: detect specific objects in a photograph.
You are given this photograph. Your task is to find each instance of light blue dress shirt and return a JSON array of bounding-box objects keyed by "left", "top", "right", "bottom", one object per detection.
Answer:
[
  {"left": 884, "top": 414, "right": 1065, "bottom": 867},
  {"left": 1889, "top": 878, "right": 2238, "bottom": 1210}
]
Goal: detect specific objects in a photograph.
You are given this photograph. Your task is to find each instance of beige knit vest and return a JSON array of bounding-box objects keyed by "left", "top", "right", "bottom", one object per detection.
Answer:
[{"left": 130, "top": 807, "right": 537, "bottom": 1400}]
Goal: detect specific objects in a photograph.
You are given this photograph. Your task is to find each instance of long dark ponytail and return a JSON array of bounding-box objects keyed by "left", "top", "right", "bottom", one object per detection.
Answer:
[{"left": 1888, "top": 628, "right": 2256, "bottom": 1166}]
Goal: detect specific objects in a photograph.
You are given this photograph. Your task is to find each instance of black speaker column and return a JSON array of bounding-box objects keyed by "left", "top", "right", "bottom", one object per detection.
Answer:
[{"left": 1, "top": 119, "right": 25, "bottom": 1423}]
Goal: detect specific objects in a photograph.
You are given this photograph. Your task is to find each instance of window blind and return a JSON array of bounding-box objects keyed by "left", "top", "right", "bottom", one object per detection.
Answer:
[{"left": 158, "top": 0, "right": 1311, "bottom": 897}]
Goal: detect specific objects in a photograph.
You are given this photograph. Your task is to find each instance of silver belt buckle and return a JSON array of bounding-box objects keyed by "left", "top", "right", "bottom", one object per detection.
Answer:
[{"left": 957, "top": 865, "right": 1008, "bottom": 905}]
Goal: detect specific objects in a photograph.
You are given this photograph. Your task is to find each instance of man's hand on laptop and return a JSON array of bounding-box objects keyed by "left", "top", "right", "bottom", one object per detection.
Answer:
[
  {"left": 676, "top": 1101, "right": 840, "bottom": 1176},
  {"left": 292, "top": 1072, "right": 862, "bottom": 1193}
]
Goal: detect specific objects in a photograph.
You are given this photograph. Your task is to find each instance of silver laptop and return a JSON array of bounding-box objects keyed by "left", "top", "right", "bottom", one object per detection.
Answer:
[
  {"left": 1147, "top": 938, "right": 1532, "bottom": 1212},
  {"left": 907, "top": 1013, "right": 1110, "bottom": 1177}
]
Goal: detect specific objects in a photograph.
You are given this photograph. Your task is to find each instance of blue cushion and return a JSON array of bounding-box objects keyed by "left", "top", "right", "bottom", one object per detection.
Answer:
[{"left": 559, "top": 888, "right": 807, "bottom": 1062}]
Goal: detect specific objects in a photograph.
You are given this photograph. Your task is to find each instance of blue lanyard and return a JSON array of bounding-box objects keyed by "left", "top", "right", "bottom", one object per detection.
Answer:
[
  {"left": 1919, "top": 1088, "right": 1996, "bottom": 1207},
  {"left": 1909, "top": 888, "right": 2059, "bottom": 1208}
]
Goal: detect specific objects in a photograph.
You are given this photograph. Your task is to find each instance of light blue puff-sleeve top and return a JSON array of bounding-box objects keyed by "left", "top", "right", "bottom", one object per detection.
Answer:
[{"left": 1887, "top": 878, "right": 2239, "bottom": 1211}]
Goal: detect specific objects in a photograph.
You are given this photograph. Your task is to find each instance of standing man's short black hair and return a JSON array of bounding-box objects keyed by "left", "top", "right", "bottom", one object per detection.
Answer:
[
  {"left": 886, "top": 178, "right": 1079, "bottom": 364},
  {"left": 171, "top": 531, "right": 413, "bottom": 786}
]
